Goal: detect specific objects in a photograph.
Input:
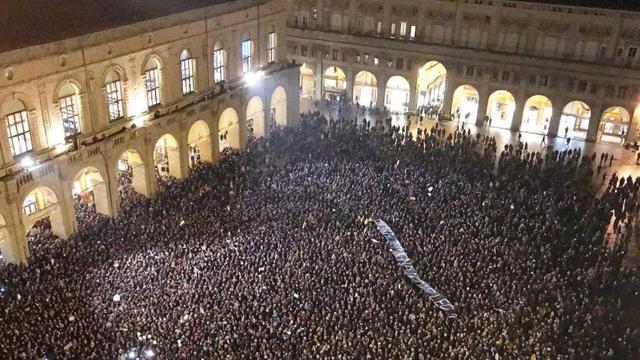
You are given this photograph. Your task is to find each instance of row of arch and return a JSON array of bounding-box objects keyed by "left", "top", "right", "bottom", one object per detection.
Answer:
[{"left": 301, "top": 62, "right": 632, "bottom": 142}]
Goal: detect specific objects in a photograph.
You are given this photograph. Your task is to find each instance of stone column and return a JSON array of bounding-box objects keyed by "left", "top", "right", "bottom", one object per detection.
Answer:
[
  {"left": 586, "top": 104, "right": 603, "bottom": 143},
  {"left": 476, "top": 83, "right": 490, "bottom": 126},
  {"left": 511, "top": 88, "right": 528, "bottom": 131}
]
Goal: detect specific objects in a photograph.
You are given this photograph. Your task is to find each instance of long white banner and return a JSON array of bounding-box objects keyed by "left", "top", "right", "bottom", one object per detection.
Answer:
[{"left": 374, "top": 219, "right": 456, "bottom": 317}]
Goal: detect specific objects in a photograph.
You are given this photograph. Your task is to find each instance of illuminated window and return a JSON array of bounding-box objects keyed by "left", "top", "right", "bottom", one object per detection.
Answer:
[
  {"left": 410, "top": 25, "right": 416, "bottom": 40},
  {"left": 145, "top": 68, "right": 160, "bottom": 107},
  {"left": 213, "top": 46, "right": 225, "bottom": 83},
  {"left": 390, "top": 23, "right": 396, "bottom": 37},
  {"left": 22, "top": 194, "right": 38, "bottom": 215},
  {"left": 106, "top": 80, "right": 124, "bottom": 121},
  {"left": 60, "top": 95, "right": 80, "bottom": 138},
  {"left": 241, "top": 39, "right": 252, "bottom": 73},
  {"left": 6, "top": 110, "right": 32, "bottom": 156},
  {"left": 180, "top": 50, "right": 195, "bottom": 95},
  {"left": 267, "top": 32, "right": 277, "bottom": 63},
  {"left": 400, "top": 22, "right": 407, "bottom": 37},
  {"left": 376, "top": 21, "right": 382, "bottom": 35}
]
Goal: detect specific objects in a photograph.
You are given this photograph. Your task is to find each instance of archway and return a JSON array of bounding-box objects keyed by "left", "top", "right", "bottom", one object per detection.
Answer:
[
  {"left": 521, "top": 95, "right": 553, "bottom": 134},
  {"left": 451, "top": 85, "right": 479, "bottom": 124},
  {"left": 188, "top": 120, "right": 212, "bottom": 167},
  {"left": 271, "top": 87, "right": 287, "bottom": 127},
  {"left": 154, "top": 134, "right": 181, "bottom": 179},
  {"left": 21, "top": 186, "right": 66, "bottom": 238},
  {"left": 300, "top": 63, "right": 315, "bottom": 98},
  {"left": 246, "top": 96, "right": 265, "bottom": 138},
  {"left": 599, "top": 106, "right": 630, "bottom": 144},
  {"left": 117, "top": 149, "right": 148, "bottom": 197},
  {"left": 417, "top": 61, "right": 447, "bottom": 111},
  {"left": 385, "top": 76, "right": 410, "bottom": 114},
  {"left": 486, "top": 90, "right": 515, "bottom": 129},
  {"left": 559, "top": 101, "right": 591, "bottom": 140},
  {"left": 72, "top": 167, "right": 110, "bottom": 217},
  {"left": 353, "top": 71, "right": 377, "bottom": 108},
  {"left": 323, "top": 66, "right": 346, "bottom": 101},
  {"left": 219, "top": 107, "right": 241, "bottom": 151}
]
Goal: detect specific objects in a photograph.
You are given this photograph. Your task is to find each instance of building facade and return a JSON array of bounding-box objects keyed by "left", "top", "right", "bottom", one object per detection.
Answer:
[
  {"left": 287, "top": 0, "right": 640, "bottom": 143},
  {"left": 0, "top": 0, "right": 299, "bottom": 263}
]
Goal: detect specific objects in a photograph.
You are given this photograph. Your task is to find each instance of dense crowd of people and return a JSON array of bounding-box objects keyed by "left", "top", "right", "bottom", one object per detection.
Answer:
[{"left": 1, "top": 111, "right": 639, "bottom": 359}]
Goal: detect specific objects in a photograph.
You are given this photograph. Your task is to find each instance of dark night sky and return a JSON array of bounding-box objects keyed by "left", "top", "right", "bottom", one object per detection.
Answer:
[{"left": 0, "top": 0, "right": 639, "bottom": 53}]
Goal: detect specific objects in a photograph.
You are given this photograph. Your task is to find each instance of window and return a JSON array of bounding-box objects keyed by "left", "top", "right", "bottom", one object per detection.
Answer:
[
  {"left": 376, "top": 21, "right": 382, "bottom": 35},
  {"left": 374, "top": 56, "right": 379, "bottom": 66},
  {"left": 241, "top": 39, "right": 252, "bottom": 73},
  {"left": 213, "top": 47, "right": 225, "bottom": 83},
  {"left": 618, "top": 86, "right": 628, "bottom": 98},
  {"left": 60, "top": 95, "right": 80, "bottom": 138},
  {"left": 390, "top": 23, "right": 396, "bottom": 37},
  {"left": 6, "top": 110, "right": 32, "bottom": 156},
  {"left": 577, "top": 81, "right": 587, "bottom": 92},
  {"left": 145, "top": 68, "right": 160, "bottom": 107},
  {"left": 301, "top": 45, "right": 308, "bottom": 57},
  {"left": 332, "top": 49, "right": 338, "bottom": 61},
  {"left": 410, "top": 25, "right": 416, "bottom": 40},
  {"left": 396, "top": 57, "right": 404, "bottom": 70},
  {"left": 363, "top": 53, "right": 369, "bottom": 64},
  {"left": 267, "top": 32, "right": 277, "bottom": 63},
  {"left": 180, "top": 50, "right": 195, "bottom": 95},
  {"left": 628, "top": 47, "right": 637, "bottom": 58},
  {"left": 22, "top": 195, "right": 38, "bottom": 216},
  {"left": 106, "top": 80, "right": 124, "bottom": 121},
  {"left": 466, "top": 66, "right": 475, "bottom": 77},
  {"left": 538, "top": 75, "right": 549, "bottom": 87},
  {"left": 400, "top": 22, "right": 407, "bottom": 37},
  {"left": 500, "top": 70, "right": 510, "bottom": 82}
]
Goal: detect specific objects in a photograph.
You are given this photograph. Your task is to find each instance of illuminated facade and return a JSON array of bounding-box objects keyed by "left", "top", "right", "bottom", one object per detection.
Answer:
[{"left": 0, "top": 0, "right": 299, "bottom": 263}]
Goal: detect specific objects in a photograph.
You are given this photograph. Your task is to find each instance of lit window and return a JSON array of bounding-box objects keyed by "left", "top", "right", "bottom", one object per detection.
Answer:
[
  {"left": 180, "top": 50, "right": 195, "bottom": 95},
  {"left": 59, "top": 95, "right": 80, "bottom": 138},
  {"left": 376, "top": 22, "right": 382, "bottom": 35},
  {"left": 213, "top": 47, "right": 225, "bottom": 83},
  {"left": 400, "top": 22, "right": 407, "bottom": 37},
  {"left": 145, "top": 68, "right": 160, "bottom": 107},
  {"left": 241, "top": 39, "right": 252, "bottom": 73},
  {"left": 267, "top": 32, "right": 277, "bottom": 63},
  {"left": 105, "top": 80, "right": 124, "bottom": 121},
  {"left": 6, "top": 110, "right": 32, "bottom": 156},
  {"left": 374, "top": 56, "right": 379, "bottom": 66},
  {"left": 22, "top": 195, "right": 38, "bottom": 215},
  {"left": 390, "top": 23, "right": 396, "bottom": 37},
  {"left": 410, "top": 25, "right": 416, "bottom": 40}
]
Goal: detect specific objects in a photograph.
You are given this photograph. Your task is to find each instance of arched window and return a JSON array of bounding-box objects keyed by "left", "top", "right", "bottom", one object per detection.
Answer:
[
  {"left": 241, "top": 36, "right": 253, "bottom": 73},
  {"left": 180, "top": 50, "right": 195, "bottom": 95},
  {"left": 144, "top": 57, "right": 161, "bottom": 107},
  {"left": 58, "top": 82, "right": 81, "bottom": 138},
  {"left": 105, "top": 69, "right": 124, "bottom": 121},
  {"left": 267, "top": 32, "right": 277, "bottom": 63},
  {"left": 213, "top": 42, "right": 226, "bottom": 83},
  {"left": 3, "top": 98, "right": 33, "bottom": 156}
]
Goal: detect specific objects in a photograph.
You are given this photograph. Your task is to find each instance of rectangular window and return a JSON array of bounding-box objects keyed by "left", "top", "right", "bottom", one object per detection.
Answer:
[
  {"left": 400, "top": 22, "right": 407, "bottom": 37},
  {"left": 22, "top": 196, "right": 38, "bottom": 216},
  {"left": 241, "top": 40, "right": 252, "bottom": 73},
  {"left": 59, "top": 95, "right": 80, "bottom": 138},
  {"left": 332, "top": 49, "right": 339, "bottom": 61},
  {"left": 376, "top": 21, "right": 382, "bottom": 35},
  {"left": 390, "top": 23, "right": 396, "bottom": 37},
  {"left": 466, "top": 66, "right": 475, "bottom": 77},
  {"left": 6, "top": 110, "right": 32, "bottom": 156},
  {"left": 396, "top": 57, "right": 404, "bottom": 70},
  {"left": 301, "top": 45, "right": 308, "bottom": 57},
  {"left": 145, "top": 68, "right": 160, "bottom": 107},
  {"left": 500, "top": 70, "right": 510, "bottom": 82},
  {"left": 363, "top": 53, "right": 369, "bottom": 64},
  {"left": 628, "top": 47, "right": 637, "bottom": 58},
  {"left": 267, "top": 32, "right": 277, "bottom": 63},
  {"left": 213, "top": 49, "right": 225, "bottom": 83},
  {"left": 410, "top": 25, "right": 416, "bottom": 40},
  {"left": 538, "top": 75, "right": 549, "bottom": 87},
  {"left": 181, "top": 58, "right": 195, "bottom": 94},
  {"left": 374, "top": 56, "right": 379, "bottom": 66},
  {"left": 618, "top": 86, "right": 628, "bottom": 98},
  {"left": 356, "top": 54, "right": 361, "bottom": 63},
  {"left": 106, "top": 80, "right": 124, "bottom": 121}
]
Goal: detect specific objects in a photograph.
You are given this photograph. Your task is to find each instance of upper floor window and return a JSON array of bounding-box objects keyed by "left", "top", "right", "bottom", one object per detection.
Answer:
[
  {"left": 144, "top": 57, "right": 162, "bottom": 108},
  {"left": 301, "top": 45, "right": 308, "bottom": 57},
  {"left": 400, "top": 22, "right": 407, "bottom": 38},
  {"left": 241, "top": 39, "right": 253, "bottom": 73},
  {"left": 628, "top": 47, "right": 637, "bottom": 58},
  {"left": 376, "top": 21, "right": 382, "bottom": 35},
  {"left": 213, "top": 43, "right": 226, "bottom": 83},
  {"left": 6, "top": 109, "right": 32, "bottom": 156},
  {"left": 330, "top": 13, "right": 342, "bottom": 31},
  {"left": 331, "top": 49, "right": 339, "bottom": 61},
  {"left": 180, "top": 50, "right": 195, "bottom": 95},
  {"left": 390, "top": 23, "right": 396, "bottom": 38},
  {"left": 57, "top": 82, "right": 81, "bottom": 138},
  {"left": 105, "top": 69, "right": 124, "bottom": 122},
  {"left": 410, "top": 25, "right": 416, "bottom": 40},
  {"left": 267, "top": 32, "right": 277, "bottom": 63}
]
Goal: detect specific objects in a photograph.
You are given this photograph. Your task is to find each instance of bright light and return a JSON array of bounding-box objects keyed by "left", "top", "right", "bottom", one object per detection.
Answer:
[
  {"left": 244, "top": 70, "right": 265, "bottom": 86},
  {"left": 133, "top": 116, "right": 145, "bottom": 128},
  {"left": 127, "top": 350, "right": 136, "bottom": 359},
  {"left": 144, "top": 349, "right": 155, "bottom": 358},
  {"left": 21, "top": 157, "right": 35, "bottom": 168}
]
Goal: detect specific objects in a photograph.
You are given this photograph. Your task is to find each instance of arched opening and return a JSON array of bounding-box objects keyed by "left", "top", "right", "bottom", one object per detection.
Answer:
[
  {"left": 117, "top": 149, "right": 148, "bottom": 197},
  {"left": 57, "top": 82, "right": 82, "bottom": 140},
  {"left": 521, "top": 95, "right": 553, "bottom": 134},
  {"left": 246, "top": 96, "right": 265, "bottom": 138},
  {"left": 486, "top": 90, "right": 516, "bottom": 129},
  {"left": 353, "top": 71, "right": 377, "bottom": 107},
  {"left": 2, "top": 97, "right": 33, "bottom": 158},
  {"left": 188, "top": 120, "right": 212, "bottom": 168},
  {"left": 559, "top": 101, "right": 591, "bottom": 140},
  {"left": 323, "top": 66, "right": 346, "bottom": 101},
  {"left": 385, "top": 76, "right": 410, "bottom": 114},
  {"left": 0, "top": 214, "right": 11, "bottom": 263},
  {"left": 154, "top": 134, "right": 181, "bottom": 180},
  {"left": 219, "top": 107, "right": 241, "bottom": 151},
  {"left": 21, "top": 186, "right": 65, "bottom": 239},
  {"left": 599, "top": 106, "right": 630, "bottom": 144},
  {"left": 143, "top": 56, "right": 162, "bottom": 109},
  {"left": 72, "top": 167, "right": 110, "bottom": 224},
  {"left": 300, "top": 63, "right": 315, "bottom": 98},
  {"left": 271, "top": 87, "right": 287, "bottom": 127},
  {"left": 417, "top": 61, "right": 447, "bottom": 111},
  {"left": 451, "top": 85, "right": 479, "bottom": 124}
]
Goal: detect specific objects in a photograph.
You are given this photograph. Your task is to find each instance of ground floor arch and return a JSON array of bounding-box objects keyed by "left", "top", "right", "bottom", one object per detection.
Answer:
[
  {"left": 353, "top": 71, "right": 377, "bottom": 108},
  {"left": 486, "top": 90, "right": 516, "bottom": 129},
  {"left": 154, "top": 134, "right": 181, "bottom": 179},
  {"left": 599, "top": 106, "right": 630, "bottom": 144},
  {"left": 323, "top": 66, "right": 346, "bottom": 101},
  {"left": 559, "top": 101, "right": 591, "bottom": 140},
  {"left": 21, "top": 186, "right": 66, "bottom": 238},
  {"left": 385, "top": 76, "right": 410, "bottom": 113},
  {"left": 72, "top": 167, "right": 110, "bottom": 216},
  {"left": 117, "top": 149, "right": 148, "bottom": 196},
  {"left": 219, "top": 107, "right": 241, "bottom": 151},
  {"left": 246, "top": 96, "right": 266, "bottom": 138},
  {"left": 521, "top": 95, "right": 553, "bottom": 134},
  {"left": 417, "top": 61, "right": 447, "bottom": 110},
  {"left": 451, "top": 85, "right": 479, "bottom": 124},
  {"left": 188, "top": 120, "right": 213, "bottom": 167},
  {"left": 271, "top": 87, "right": 287, "bottom": 127}
]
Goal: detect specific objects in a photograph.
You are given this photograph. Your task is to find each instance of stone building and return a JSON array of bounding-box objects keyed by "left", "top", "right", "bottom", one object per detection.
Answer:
[{"left": 2, "top": 0, "right": 640, "bottom": 263}]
